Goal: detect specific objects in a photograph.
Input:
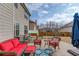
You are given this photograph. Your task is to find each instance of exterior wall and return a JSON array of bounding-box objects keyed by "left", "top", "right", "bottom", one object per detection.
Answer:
[
  {"left": 29, "top": 22, "right": 37, "bottom": 30},
  {"left": 34, "top": 25, "right": 37, "bottom": 30},
  {"left": 58, "top": 22, "right": 73, "bottom": 32},
  {"left": 59, "top": 27, "right": 72, "bottom": 32},
  {"left": 0, "top": 3, "right": 30, "bottom": 42},
  {"left": 29, "top": 22, "right": 35, "bottom": 30},
  {"left": 29, "top": 21, "right": 38, "bottom": 35},
  {"left": 14, "top": 4, "right": 29, "bottom": 35},
  {"left": 0, "top": 4, "right": 14, "bottom": 42}
]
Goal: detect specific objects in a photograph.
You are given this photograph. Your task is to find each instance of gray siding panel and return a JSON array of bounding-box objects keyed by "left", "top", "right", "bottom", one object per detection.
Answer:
[{"left": 0, "top": 4, "right": 13, "bottom": 42}]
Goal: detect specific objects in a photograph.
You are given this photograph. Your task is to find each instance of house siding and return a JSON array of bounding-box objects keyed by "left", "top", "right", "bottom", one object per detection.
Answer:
[
  {"left": 0, "top": 4, "right": 14, "bottom": 42},
  {"left": 0, "top": 3, "right": 30, "bottom": 42},
  {"left": 59, "top": 27, "right": 72, "bottom": 32},
  {"left": 58, "top": 22, "right": 73, "bottom": 32},
  {"left": 14, "top": 4, "right": 29, "bottom": 35}
]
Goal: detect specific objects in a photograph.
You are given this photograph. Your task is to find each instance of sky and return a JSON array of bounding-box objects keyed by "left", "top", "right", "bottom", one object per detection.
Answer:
[{"left": 27, "top": 3, "right": 79, "bottom": 26}]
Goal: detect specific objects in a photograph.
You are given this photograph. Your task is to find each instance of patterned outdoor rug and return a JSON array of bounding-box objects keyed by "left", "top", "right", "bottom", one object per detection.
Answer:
[{"left": 35, "top": 48, "right": 54, "bottom": 56}]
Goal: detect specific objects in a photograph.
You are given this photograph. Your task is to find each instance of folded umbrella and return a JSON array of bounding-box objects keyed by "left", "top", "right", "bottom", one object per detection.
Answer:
[{"left": 72, "top": 13, "right": 79, "bottom": 48}]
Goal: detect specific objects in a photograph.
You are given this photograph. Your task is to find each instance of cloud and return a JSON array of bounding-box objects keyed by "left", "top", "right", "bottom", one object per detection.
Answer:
[
  {"left": 44, "top": 13, "right": 73, "bottom": 26},
  {"left": 60, "top": 3, "right": 72, "bottom": 7},
  {"left": 28, "top": 3, "right": 79, "bottom": 26},
  {"left": 64, "top": 6, "right": 79, "bottom": 16},
  {"left": 38, "top": 12, "right": 73, "bottom": 26},
  {"left": 37, "top": 13, "right": 44, "bottom": 18},
  {"left": 27, "top": 3, "right": 49, "bottom": 18},
  {"left": 37, "top": 10, "right": 49, "bottom": 18},
  {"left": 27, "top": 3, "right": 43, "bottom": 11},
  {"left": 44, "top": 4, "right": 49, "bottom": 8},
  {"left": 41, "top": 10, "right": 48, "bottom": 14},
  {"left": 45, "top": 5, "right": 79, "bottom": 26}
]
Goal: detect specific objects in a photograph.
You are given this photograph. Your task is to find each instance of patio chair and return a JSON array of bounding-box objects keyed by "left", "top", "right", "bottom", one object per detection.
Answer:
[
  {"left": 48, "top": 39, "right": 59, "bottom": 49},
  {"left": 34, "top": 39, "right": 42, "bottom": 47}
]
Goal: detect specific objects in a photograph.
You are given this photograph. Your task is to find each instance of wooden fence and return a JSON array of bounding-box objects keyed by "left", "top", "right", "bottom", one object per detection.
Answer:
[{"left": 39, "top": 32, "right": 71, "bottom": 37}]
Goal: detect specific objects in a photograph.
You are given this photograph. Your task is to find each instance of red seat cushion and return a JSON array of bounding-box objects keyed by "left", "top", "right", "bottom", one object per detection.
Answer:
[
  {"left": 11, "top": 47, "right": 24, "bottom": 56},
  {"left": 11, "top": 44, "right": 26, "bottom": 56},
  {"left": 11, "top": 38, "right": 20, "bottom": 47},
  {"left": 34, "top": 40, "right": 41, "bottom": 45},
  {"left": 16, "top": 43, "right": 27, "bottom": 48},
  {"left": 34, "top": 40, "right": 41, "bottom": 43},
  {"left": 25, "top": 45, "right": 36, "bottom": 53},
  {"left": 0, "top": 40, "right": 14, "bottom": 51},
  {"left": 49, "top": 40, "right": 59, "bottom": 48}
]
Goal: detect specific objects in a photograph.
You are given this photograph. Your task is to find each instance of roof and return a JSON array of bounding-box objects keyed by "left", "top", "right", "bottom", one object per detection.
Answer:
[
  {"left": 58, "top": 22, "right": 73, "bottom": 30},
  {"left": 20, "top": 3, "right": 31, "bottom": 16},
  {"left": 29, "top": 20, "right": 36, "bottom": 24}
]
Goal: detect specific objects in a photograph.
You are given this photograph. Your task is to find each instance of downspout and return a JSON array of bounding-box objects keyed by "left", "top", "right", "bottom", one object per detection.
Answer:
[{"left": 13, "top": 3, "right": 15, "bottom": 38}]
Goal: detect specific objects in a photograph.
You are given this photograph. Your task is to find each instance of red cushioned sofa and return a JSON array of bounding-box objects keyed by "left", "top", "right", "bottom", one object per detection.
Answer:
[{"left": 0, "top": 38, "right": 28, "bottom": 56}]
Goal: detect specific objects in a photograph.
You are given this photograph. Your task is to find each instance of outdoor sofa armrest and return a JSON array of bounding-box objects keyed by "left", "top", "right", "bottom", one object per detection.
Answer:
[{"left": 0, "top": 51, "right": 17, "bottom": 56}]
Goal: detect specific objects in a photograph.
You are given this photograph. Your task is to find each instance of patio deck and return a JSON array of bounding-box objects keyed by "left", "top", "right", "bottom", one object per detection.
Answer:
[{"left": 28, "top": 38, "right": 76, "bottom": 56}]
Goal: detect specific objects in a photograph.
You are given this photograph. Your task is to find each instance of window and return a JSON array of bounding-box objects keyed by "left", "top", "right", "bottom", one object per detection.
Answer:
[
  {"left": 14, "top": 3, "right": 18, "bottom": 8},
  {"left": 14, "top": 23, "right": 20, "bottom": 37},
  {"left": 24, "top": 26, "right": 28, "bottom": 35}
]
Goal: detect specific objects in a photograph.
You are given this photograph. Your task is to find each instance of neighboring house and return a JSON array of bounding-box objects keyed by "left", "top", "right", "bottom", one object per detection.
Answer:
[
  {"left": 28, "top": 20, "right": 38, "bottom": 36},
  {"left": 0, "top": 3, "right": 31, "bottom": 42},
  {"left": 29, "top": 20, "right": 37, "bottom": 30},
  {"left": 58, "top": 22, "right": 73, "bottom": 32},
  {"left": 57, "top": 22, "right": 73, "bottom": 43}
]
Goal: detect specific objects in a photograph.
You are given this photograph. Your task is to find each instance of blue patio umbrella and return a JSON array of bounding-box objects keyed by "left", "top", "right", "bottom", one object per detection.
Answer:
[{"left": 72, "top": 13, "right": 79, "bottom": 47}]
